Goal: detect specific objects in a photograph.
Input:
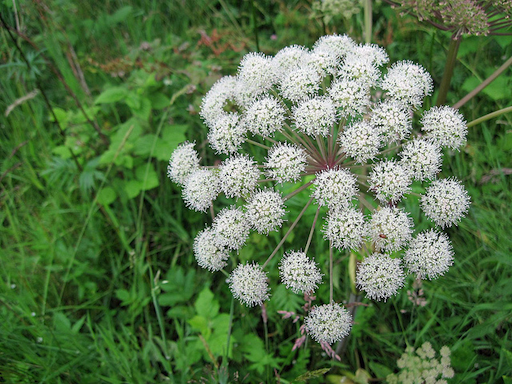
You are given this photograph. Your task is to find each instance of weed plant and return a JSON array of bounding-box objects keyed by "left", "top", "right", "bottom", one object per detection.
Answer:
[{"left": 0, "top": 1, "right": 511, "bottom": 383}]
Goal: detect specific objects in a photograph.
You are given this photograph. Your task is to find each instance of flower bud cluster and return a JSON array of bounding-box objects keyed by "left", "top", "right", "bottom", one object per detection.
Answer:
[{"left": 167, "top": 34, "right": 470, "bottom": 345}]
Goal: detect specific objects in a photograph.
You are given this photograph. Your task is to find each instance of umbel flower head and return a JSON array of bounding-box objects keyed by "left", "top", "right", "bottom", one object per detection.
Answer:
[{"left": 167, "top": 34, "right": 470, "bottom": 345}]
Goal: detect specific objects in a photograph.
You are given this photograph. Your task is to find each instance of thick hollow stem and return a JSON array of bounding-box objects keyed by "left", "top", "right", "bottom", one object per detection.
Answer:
[
  {"left": 364, "top": 0, "right": 372, "bottom": 44},
  {"left": 262, "top": 196, "right": 314, "bottom": 269},
  {"left": 436, "top": 37, "right": 461, "bottom": 106}
]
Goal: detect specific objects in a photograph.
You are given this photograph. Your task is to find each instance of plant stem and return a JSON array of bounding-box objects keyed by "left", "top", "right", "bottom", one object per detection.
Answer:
[
  {"left": 283, "top": 179, "right": 315, "bottom": 201},
  {"left": 262, "top": 196, "right": 314, "bottom": 269},
  {"left": 329, "top": 243, "right": 334, "bottom": 303},
  {"left": 305, "top": 205, "right": 321, "bottom": 254},
  {"left": 363, "top": 0, "right": 372, "bottom": 44},
  {"left": 246, "top": 138, "right": 270, "bottom": 150},
  {"left": 466, "top": 106, "right": 512, "bottom": 128},
  {"left": 453, "top": 56, "right": 512, "bottom": 109},
  {"left": 436, "top": 36, "right": 461, "bottom": 106}
]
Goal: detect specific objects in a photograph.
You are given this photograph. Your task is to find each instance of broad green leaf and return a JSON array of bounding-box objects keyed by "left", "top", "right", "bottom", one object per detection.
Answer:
[
  {"left": 124, "top": 180, "right": 142, "bottom": 199},
  {"left": 95, "top": 87, "right": 126, "bottom": 104},
  {"left": 194, "top": 287, "right": 219, "bottom": 319},
  {"left": 135, "top": 164, "right": 159, "bottom": 190},
  {"left": 162, "top": 124, "right": 188, "bottom": 142},
  {"left": 97, "top": 187, "right": 117, "bottom": 205},
  {"left": 133, "top": 134, "right": 158, "bottom": 156},
  {"left": 148, "top": 92, "right": 170, "bottom": 109}
]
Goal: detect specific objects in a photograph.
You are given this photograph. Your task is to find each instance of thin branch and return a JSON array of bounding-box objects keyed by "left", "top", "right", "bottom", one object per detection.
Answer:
[
  {"left": 262, "top": 196, "right": 314, "bottom": 269},
  {"left": 304, "top": 205, "right": 321, "bottom": 254}
]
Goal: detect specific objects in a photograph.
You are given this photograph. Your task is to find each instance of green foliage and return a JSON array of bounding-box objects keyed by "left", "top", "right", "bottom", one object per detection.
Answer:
[{"left": 1, "top": 0, "right": 511, "bottom": 383}]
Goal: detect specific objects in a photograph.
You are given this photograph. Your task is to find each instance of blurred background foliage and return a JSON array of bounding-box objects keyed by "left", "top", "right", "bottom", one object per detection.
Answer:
[{"left": 0, "top": 0, "right": 511, "bottom": 383}]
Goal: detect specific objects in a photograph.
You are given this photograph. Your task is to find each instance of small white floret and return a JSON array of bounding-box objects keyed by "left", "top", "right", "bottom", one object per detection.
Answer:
[
  {"left": 183, "top": 169, "right": 220, "bottom": 212},
  {"left": 369, "top": 207, "right": 413, "bottom": 252},
  {"left": 293, "top": 96, "right": 337, "bottom": 137},
  {"left": 304, "top": 303, "right": 352, "bottom": 344},
  {"left": 228, "top": 263, "right": 270, "bottom": 307},
  {"left": 369, "top": 160, "right": 412, "bottom": 203},
  {"left": 193, "top": 227, "right": 230, "bottom": 272},
  {"left": 421, "top": 106, "right": 467, "bottom": 150},
  {"left": 356, "top": 253, "right": 405, "bottom": 301},
  {"left": 279, "top": 251, "right": 323, "bottom": 294},
  {"left": 167, "top": 142, "right": 200, "bottom": 185},
  {"left": 207, "top": 113, "right": 246, "bottom": 154},
  {"left": 219, "top": 154, "right": 260, "bottom": 199},
  {"left": 404, "top": 229, "right": 454, "bottom": 280},
  {"left": 245, "top": 189, "right": 286, "bottom": 234},
  {"left": 280, "top": 66, "right": 321, "bottom": 103},
  {"left": 244, "top": 96, "right": 286, "bottom": 137},
  {"left": 313, "top": 167, "right": 358, "bottom": 210},
  {"left": 399, "top": 139, "right": 442, "bottom": 181},
  {"left": 264, "top": 142, "right": 308, "bottom": 183},
  {"left": 323, "top": 206, "right": 367, "bottom": 250},
  {"left": 420, "top": 178, "right": 470, "bottom": 228},
  {"left": 370, "top": 100, "right": 412, "bottom": 143},
  {"left": 213, "top": 206, "right": 251, "bottom": 251},
  {"left": 339, "top": 120, "right": 382, "bottom": 163}
]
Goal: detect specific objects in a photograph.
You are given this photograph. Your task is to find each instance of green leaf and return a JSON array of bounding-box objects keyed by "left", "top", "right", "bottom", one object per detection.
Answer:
[
  {"left": 188, "top": 315, "right": 209, "bottom": 337},
  {"left": 133, "top": 134, "right": 158, "bottom": 156},
  {"left": 148, "top": 92, "right": 170, "bottom": 109},
  {"left": 52, "top": 145, "right": 72, "bottom": 159},
  {"left": 115, "top": 289, "right": 131, "bottom": 303},
  {"left": 162, "top": 124, "right": 188, "bottom": 142},
  {"left": 97, "top": 187, "right": 117, "bottom": 205},
  {"left": 194, "top": 287, "right": 219, "bottom": 319},
  {"left": 295, "top": 368, "right": 331, "bottom": 381},
  {"left": 135, "top": 164, "right": 159, "bottom": 190},
  {"left": 95, "top": 87, "right": 126, "bottom": 104},
  {"left": 124, "top": 180, "right": 142, "bottom": 199}
]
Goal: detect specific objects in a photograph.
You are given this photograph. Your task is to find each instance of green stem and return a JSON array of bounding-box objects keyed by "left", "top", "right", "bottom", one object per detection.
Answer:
[
  {"left": 304, "top": 205, "right": 321, "bottom": 254},
  {"left": 262, "top": 196, "right": 314, "bottom": 269},
  {"left": 283, "top": 179, "right": 315, "bottom": 201},
  {"left": 466, "top": 106, "right": 512, "bottom": 128},
  {"left": 329, "top": 243, "right": 334, "bottom": 303},
  {"left": 453, "top": 56, "right": 512, "bottom": 109},
  {"left": 364, "top": 0, "right": 372, "bottom": 44},
  {"left": 246, "top": 138, "right": 270, "bottom": 150},
  {"left": 436, "top": 36, "right": 461, "bottom": 106}
]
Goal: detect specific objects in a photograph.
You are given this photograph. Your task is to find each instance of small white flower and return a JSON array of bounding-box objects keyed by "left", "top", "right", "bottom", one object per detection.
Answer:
[
  {"left": 370, "top": 207, "right": 413, "bottom": 252},
  {"left": 228, "top": 263, "right": 270, "bottom": 307},
  {"left": 264, "top": 142, "right": 308, "bottom": 183},
  {"left": 339, "top": 120, "right": 382, "bottom": 163},
  {"left": 213, "top": 206, "right": 251, "bottom": 251},
  {"left": 219, "top": 154, "right": 260, "bottom": 199},
  {"left": 167, "top": 142, "right": 200, "bottom": 185},
  {"left": 245, "top": 189, "right": 286, "bottom": 234},
  {"left": 313, "top": 34, "right": 356, "bottom": 60},
  {"left": 421, "top": 178, "right": 470, "bottom": 228},
  {"left": 293, "top": 96, "right": 337, "bottom": 137},
  {"left": 238, "top": 52, "right": 275, "bottom": 94},
  {"left": 207, "top": 112, "right": 246, "bottom": 154},
  {"left": 305, "top": 303, "right": 352, "bottom": 344},
  {"left": 323, "top": 206, "right": 367, "bottom": 250},
  {"left": 381, "top": 61, "right": 433, "bottom": 108},
  {"left": 356, "top": 253, "right": 405, "bottom": 301},
  {"left": 200, "top": 76, "right": 238, "bottom": 127},
  {"left": 404, "top": 229, "right": 454, "bottom": 280},
  {"left": 194, "top": 228, "right": 230, "bottom": 272},
  {"left": 313, "top": 167, "right": 358, "bottom": 209},
  {"left": 244, "top": 96, "right": 286, "bottom": 137},
  {"left": 339, "top": 47, "right": 382, "bottom": 86},
  {"left": 353, "top": 44, "right": 389, "bottom": 67},
  {"left": 273, "top": 45, "right": 309, "bottom": 82},
  {"left": 370, "top": 100, "right": 412, "bottom": 143},
  {"left": 302, "top": 48, "right": 339, "bottom": 77},
  {"left": 280, "top": 66, "right": 321, "bottom": 103},
  {"left": 399, "top": 139, "right": 442, "bottom": 181},
  {"left": 329, "top": 77, "right": 371, "bottom": 117},
  {"left": 183, "top": 169, "right": 220, "bottom": 212},
  {"left": 421, "top": 106, "right": 467, "bottom": 150},
  {"left": 369, "top": 160, "right": 412, "bottom": 203},
  {"left": 279, "top": 251, "right": 323, "bottom": 294}
]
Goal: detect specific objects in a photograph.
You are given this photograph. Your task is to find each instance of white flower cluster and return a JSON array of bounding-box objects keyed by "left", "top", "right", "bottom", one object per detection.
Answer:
[{"left": 167, "top": 34, "right": 470, "bottom": 345}]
